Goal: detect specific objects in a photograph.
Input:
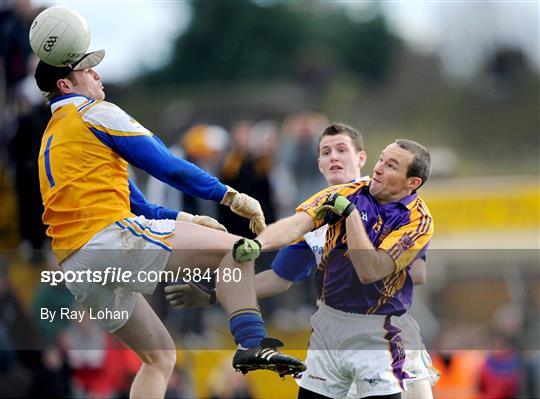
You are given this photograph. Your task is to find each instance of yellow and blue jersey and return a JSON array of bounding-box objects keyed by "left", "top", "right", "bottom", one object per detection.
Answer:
[
  {"left": 296, "top": 180, "right": 434, "bottom": 315},
  {"left": 38, "top": 94, "right": 227, "bottom": 262}
]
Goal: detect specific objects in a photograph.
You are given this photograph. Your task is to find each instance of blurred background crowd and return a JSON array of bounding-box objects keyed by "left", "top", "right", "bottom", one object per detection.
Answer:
[{"left": 1, "top": 0, "right": 539, "bottom": 398}]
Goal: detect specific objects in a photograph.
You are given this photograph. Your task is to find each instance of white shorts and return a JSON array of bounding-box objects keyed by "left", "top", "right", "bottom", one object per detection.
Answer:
[
  {"left": 62, "top": 216, "right": 176, "bottom": 332},
  {"left": 297, "top": 301, "right": 437, "bottom": 399},
  {"left": 398, "top": 314, "right": 440, "bottom": 387}
]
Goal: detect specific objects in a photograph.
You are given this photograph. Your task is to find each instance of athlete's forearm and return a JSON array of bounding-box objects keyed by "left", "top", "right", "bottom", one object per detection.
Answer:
[
  {"left": 345, "top": 209, "right": 396, "bottom": 284},
  {"left": 257, "top": 212, "right": 315, "bottom": 251},
  {"left": 409, "top": 258, "right": 427, "bottom": 285},
  {"left": 110, "top": 134, "right": 227, "bottom": 202},
  {"left": 255, "top": 270, "right": 292, "bottom": 299}
]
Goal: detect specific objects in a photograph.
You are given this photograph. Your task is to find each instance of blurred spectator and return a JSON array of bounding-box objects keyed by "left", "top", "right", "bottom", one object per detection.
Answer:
[
  {"left": 27, "top": 346, "right": 72, "bottom": 398},
  {"left": 431, "top": 324, "right": 486, "bottom": 399},
  {"left": 250, "top": 119, "right": 296, "bottom": 220},
  {"left": 181, "top": 123, "right": 229, "bottom": 218},
  {"left": 147, "top": 123, "right": 229, "bottom": 218},
  {"left": 0, "top": 263, "right": 33, "bottom": 396},
  {"left": 59, "top": 310, "right": 141, "bottom": 399},
  {"left": 219, "top": 120, "right": 276, "bottom": 237},
  {"left": 1, "top": 2, "right": 42, "bottom": 157},
  {"left": 0, "top": 323, "right": 16, "bottom": 373},
  {"left": 8, "top": 56, "right": 49, "bottom": 264},
  {"left": 0, "top": 264, "right": 39, "bottom": 351},
  {"left": 31, "top": 257, "right": 74, "bottom": 345},
  {"left": 478, "top": 345, "right": 520, "bottom": 399},
  {"left": 278, "top": 111, "right": 328, "bottom": 209},
  {"left": 431, "top": 350, "right": 484, "bottom": 399},
  {"left": 0, "top": 1, "right": 34, "bottom": 91},
  {"left": 477, "top": 303, "right": 522, "bottom": 399}
]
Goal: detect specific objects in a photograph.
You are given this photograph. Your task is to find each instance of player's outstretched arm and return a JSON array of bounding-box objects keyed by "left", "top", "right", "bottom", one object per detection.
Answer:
[
  {"left": 129, "top": 177, "right": 226, "bottom": 231},
  {"left": 87, "top": 108, "right": 264, "bottom": 234},
  {"left": 232, "top": 211, "right": 315, "bottom": 266},
  {"left": 256, "top": 212, "right": 315, "bottom": 251}
]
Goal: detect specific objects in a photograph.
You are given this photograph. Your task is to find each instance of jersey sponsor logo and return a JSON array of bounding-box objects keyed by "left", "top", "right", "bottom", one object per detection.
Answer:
[
  {"left": 310, "top": 245, "right": 323, "bottom": 255},
  {"left": 359, "top": 210, "right": 368, "bottom": 221},
  {"left": 363, "top": 374, "right": 382, "bottom": 386},
  {"left": 308, "top": 374, "right": 327, "bottom": 382},
  {"left": 43, "top": 36, "right": 58, "bottom": 52}
]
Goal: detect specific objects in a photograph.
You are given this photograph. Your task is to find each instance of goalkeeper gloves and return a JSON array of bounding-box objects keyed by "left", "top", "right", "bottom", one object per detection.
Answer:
[
  {"left": 232, "top": 238, "right": 262, "bottom": 263},
  {"left": 314, "top": 192, "right": 356, "bottom": 221},
  {"left": 177, "top": 212, "right": 227, "bottom": 232},
  {"left": 164, "top": 282, "right": 216, "bottom": 309},
  {"left": 221, "top": 186, "right": 267, "bottom": 234}
]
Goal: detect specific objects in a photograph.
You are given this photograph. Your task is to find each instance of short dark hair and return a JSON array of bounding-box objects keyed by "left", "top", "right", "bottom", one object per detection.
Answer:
[
  {"left": 46, "top": 72, "right": 78, "bottom": 101},
  {"left": 318, "top": 122, "right": 364, "bottom": 154},
  {"left": 394, "top": 139, "right": 431, "bottom": 188}
]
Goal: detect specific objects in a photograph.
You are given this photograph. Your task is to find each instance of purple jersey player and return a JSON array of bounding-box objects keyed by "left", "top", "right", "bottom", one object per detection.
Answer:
[{"left": 254, "top": 138, "right": 434, "bottom": 399}]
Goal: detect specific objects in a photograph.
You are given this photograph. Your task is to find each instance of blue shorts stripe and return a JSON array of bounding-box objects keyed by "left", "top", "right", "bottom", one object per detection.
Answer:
[{"left": 127, "top": 218, "right": 174, "bottom": 236}]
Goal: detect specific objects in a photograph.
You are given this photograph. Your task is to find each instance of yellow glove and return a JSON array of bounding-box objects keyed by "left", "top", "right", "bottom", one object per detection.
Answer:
[
  {"left": 220, "top": 186, "right": 267, "bottom": 234},
  {"left": 249, "top": 216, "right": 266, "bottom": 235},
  {"left": 177, "top": 212, "right": 227, "bottom": 232}
]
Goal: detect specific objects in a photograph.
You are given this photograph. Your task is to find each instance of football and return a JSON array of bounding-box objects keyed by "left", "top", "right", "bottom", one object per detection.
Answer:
[{"left": 29, "top": 6, "right": 91, "bottom": 67}]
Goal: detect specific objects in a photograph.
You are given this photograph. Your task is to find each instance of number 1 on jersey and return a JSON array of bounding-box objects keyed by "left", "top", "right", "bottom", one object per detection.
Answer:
[{"left": 44, "top": 135, "right": 55, "bottom": 188}]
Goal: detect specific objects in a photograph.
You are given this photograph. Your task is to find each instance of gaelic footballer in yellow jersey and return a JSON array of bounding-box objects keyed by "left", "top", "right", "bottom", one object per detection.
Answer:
[
  {"left": 40, "top": 96, "right": 163, "bottom": 261},
  {"left": 34, "top": 47, "right": 305, "bottom": 398}
]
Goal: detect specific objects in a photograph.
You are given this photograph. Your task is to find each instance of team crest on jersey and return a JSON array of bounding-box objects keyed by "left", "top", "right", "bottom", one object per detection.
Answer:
[
  {"left": 398, "top": 233, "right": 414, "bottom": 251},
  {"left": 372, "top": 215, "right": 383, "bottom": 233},
  {"left": 375, "top": 224, "right": 393, "bottom": 247}
]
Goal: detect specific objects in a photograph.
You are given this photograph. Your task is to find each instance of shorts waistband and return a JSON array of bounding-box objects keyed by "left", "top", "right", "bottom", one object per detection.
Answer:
[{"left": 316, "top": 300, "right": 391, "bottom": 324}]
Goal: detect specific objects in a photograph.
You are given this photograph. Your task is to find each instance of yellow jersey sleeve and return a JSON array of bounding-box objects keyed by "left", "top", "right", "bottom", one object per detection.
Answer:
[
  {"left": 295, "top": 181, "right": 367, "bottom": 229},
  {"left": 378, "top": 198, "right": 434, "bottom": 272}
]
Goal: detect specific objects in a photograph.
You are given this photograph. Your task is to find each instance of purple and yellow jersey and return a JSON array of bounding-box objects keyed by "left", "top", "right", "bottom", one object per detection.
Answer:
[
  {"left": 38, "top": 94, "right": 227, "bottom": 262},
  {"left": 271, "top": 177, "right": 369, "bottom": 281},
  {"left": 296, "top": 180, "right": 433, "bottom": 316}
]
